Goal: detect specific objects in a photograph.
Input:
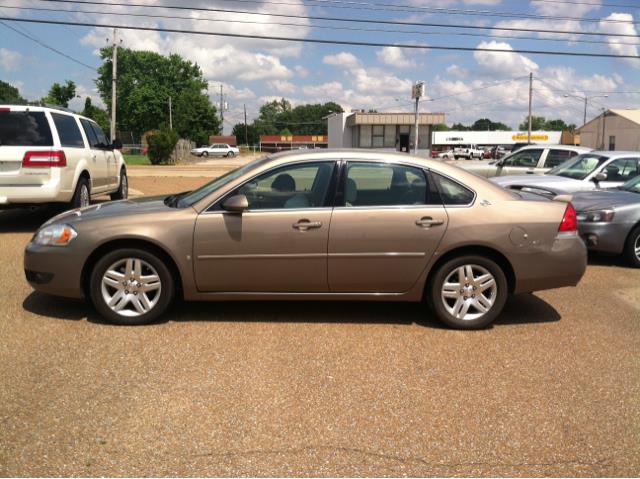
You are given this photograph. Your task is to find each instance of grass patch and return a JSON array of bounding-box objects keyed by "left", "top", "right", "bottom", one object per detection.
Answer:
[{"left": 123, "top": 154, "right": 151, "bottom": 165}]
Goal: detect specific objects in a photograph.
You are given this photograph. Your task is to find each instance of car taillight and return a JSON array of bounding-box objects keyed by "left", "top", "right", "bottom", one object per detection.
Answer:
[
  {"left": 22, "top": 150, "right": 67, "bottom": 168},
  {"left": 558, "top": 202, "right": 578, "bottom": 234}
]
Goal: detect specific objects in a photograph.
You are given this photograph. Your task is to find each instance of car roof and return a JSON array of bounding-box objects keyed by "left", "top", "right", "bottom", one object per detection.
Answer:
[
  {"left": 518, "top": 144, "right": 592, "bottom": 151},
  {"left": 588, "top": 150, "right": 640, "bottom": 157},
  {"left": 0, "top": 104, "right": 95, "bottom": 123}
]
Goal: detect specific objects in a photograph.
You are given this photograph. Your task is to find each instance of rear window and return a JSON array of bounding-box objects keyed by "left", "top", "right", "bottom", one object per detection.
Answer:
[
  {"left": 51, "top": 113, "right": 84, "bottom": 148},
  {"left": 0, "top": 111, "right": 53, "bottom": 146}
]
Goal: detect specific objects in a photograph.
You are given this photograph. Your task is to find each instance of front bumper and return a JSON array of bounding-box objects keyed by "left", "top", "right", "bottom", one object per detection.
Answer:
[
  {"left": 578, "top": 222, "right": 630, "bottom": 255},
  {"left": 24, "top": 242, "right": 85, "bottom": 299}
]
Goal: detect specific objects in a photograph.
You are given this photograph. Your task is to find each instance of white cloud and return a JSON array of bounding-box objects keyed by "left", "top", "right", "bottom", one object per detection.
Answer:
[
  {"left": 598, "top": 13, "right": 640, "bottom": 68},
  {"left": 268, "top": 80, "right": 298, "bottom": 95},
  {"left": 474, "top": 41, "right": 539, "bottom": 77},
  {"left": 376, "top": 47, "right": 416, "bottom": 69},
  {"left": 445, "top": 64, "right": 468, "bottom": 78},
  {"left": 323, "top": 52, "right": 361, "bottom": 69},
  {"left": 294, "top": 65, "right": 309, "bottom": 78},
  {"left": 0, "top": 48, "right": 22, "bottom": 71}
]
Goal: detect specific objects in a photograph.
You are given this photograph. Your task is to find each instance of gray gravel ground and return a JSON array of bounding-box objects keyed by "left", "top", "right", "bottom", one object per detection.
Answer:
[{"left": 1, "top": 177, "right": 639, "bottom": 477}]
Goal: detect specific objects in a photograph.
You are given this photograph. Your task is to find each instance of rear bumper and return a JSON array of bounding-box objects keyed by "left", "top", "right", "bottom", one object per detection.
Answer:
[
  {"left": 513, "top": 234, "right": 587, "bottom": 294},
  {"left": 579, "top": 222, "right": 630, "bottom": 255},
  {"left": 24, "top": 242, "right": 85, "bottom": 299},
  {"left": 0, "top": 181, "right": 71, "bottom": 205}
]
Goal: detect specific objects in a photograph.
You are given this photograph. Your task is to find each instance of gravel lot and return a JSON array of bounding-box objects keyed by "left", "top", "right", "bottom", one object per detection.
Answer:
[{"left": 1, "top": 175, "right": 639, "bottom": 476}]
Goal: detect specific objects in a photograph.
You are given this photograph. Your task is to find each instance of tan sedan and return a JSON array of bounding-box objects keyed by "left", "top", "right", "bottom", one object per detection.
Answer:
[{"left": 24, "top": 150, "right": 587, "bottom": 329}]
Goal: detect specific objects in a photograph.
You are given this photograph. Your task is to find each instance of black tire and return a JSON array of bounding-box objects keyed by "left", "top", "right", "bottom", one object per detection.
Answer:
[
  {"left": 110, "top": 168, "right": 128, "bottom": 201},
  {"left": 226, "top": 151, "right": 235, "bottom": 157},
  {"left": 89, "top": 248, "right": 175, "bottom": 325},
  {"left": 70, "top": 176, "right": 91, "bottom": 209},
  {"left": 427, "top": 255, "right": 508, "bottom": 329},
  {"left": 202, "top": 151, "right": 209, "bottom": 157},
  {"left": 623, "top": 225, "right": 640, "bottom": 268}
]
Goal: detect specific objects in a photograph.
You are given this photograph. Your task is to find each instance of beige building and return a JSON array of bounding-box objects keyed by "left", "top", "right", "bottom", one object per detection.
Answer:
[
  {"left": 327, "top": 111, "right": 445, "bottom": 155},
  {"left": 577, "top": 109, "right": 640, "bottom": 151}
]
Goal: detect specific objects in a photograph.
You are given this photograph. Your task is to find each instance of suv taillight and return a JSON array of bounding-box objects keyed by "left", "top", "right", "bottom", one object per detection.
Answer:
[
  {"left": 558, "top": 202, "right": 578, "bottom": 234},
  {"left": 22, "top": 151, "right": 67, "bottom": 168}
]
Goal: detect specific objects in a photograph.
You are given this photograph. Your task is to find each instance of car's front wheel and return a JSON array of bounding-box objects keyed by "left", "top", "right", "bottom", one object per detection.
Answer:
[
  {"left": 428, "top": 255, "right": 508, "bottom": 329},
  {"left": 201, "top": 151, "right": 209, "bottom": 157},
  {"left": 624, "top": 225, "right": 640, "bottom": 268},
  {"left": 89, "top": 248, "right": 174, "bottom": 325},
  {"left": 226, "top": 151, "right": 235, "bottom": 157}
]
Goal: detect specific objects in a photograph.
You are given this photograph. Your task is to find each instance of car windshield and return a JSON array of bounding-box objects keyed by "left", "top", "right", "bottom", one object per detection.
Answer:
[
  {"left": 621, "top": 175, "right": 640, "bottom": 193},
  {"left": 546, "top": 153, "right": 609, "bottom": 180},
  {"left": 175, "top": 156, "right": 271, "bottom": 207}
]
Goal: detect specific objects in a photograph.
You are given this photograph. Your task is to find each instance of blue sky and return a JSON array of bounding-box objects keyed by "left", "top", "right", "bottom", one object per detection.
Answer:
[{"left": 1, "top": 0, "right": 639, "bottom": 133}]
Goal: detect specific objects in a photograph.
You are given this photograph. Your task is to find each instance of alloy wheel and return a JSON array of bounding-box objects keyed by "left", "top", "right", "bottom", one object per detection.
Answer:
[
  {"left": 121, "top": 173, "right": 128, "bottom": 199},
  {"left": 441, "top": 264, "right": 497, "bottom": 321},
  {"left": 635, "top": 235, "right": 640, "bottom": 261},
  {"left": 80, "top": 184, "right": 90, "bottom": 208},
  {"left": 101, "top": 258, "right": 162, "bottom": 317}
]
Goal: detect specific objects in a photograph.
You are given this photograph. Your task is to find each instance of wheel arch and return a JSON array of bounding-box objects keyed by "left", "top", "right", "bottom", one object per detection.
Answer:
[
  {"left": 423, "top": 245, "right": 516, "bottom": 298},
  {"left": 81, "top": 238, "right": 184, "bottom": 300}
]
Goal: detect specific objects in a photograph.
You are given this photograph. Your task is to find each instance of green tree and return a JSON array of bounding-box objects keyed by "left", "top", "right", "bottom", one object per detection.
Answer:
[
  {"left": 451, "top": 122, "right": 470, "bottom": 131},
  {"left": 81, "top": 97, "right": 110, "bottom": 133},
  {"left": 147, "top": 128, "right": 179, "bottom": 165},
  {"left": 95, "top": 48, "right": 219, "bottom": 139},
  {"left": 0, "top": 80, "right": 26, "bottom": 103},
  {"left": 431, "top": 123, "right": 450, "bottom": 132},
  {"left": 519, "top": 116, "right": 546, "bottom": 130},
  {"left": 252, "top": 99, "right": 343, "bottom": 136},
  {"left": 232, "top": 122, "right": 260, "bottom": 145},
  {"left": 471, "top": 118, "right": 511, "bottom": 131},
  {"left": 544, "top": 119, "right": 576, "bottom": 131},
  {"left": 42, "top": 80, "right": 76, "bottom": 107}
]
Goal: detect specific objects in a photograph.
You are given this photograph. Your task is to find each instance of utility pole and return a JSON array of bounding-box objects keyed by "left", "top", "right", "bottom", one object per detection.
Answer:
[
  {"left": 583, "top": 97, "right": 588, "bottom": 126},
  {"left": 110, "top": 28, "right": 118, "bottom": 142},
  {"left": 219, "top": 84, "right": 224, "bottom": 135},
  {"left": 168, "top": 96, "right": 172, "bottom": 130},
  {"left": 527, "top": 72, "right": 533, "bottom": 144},
  {"left": 412, "top": 81, "right": 425, "bottom": 155},
  {"left": 601, "top": 109, "right": 607, "bottom": 150},
  {"left": 243, "top": 103, "right": 248, "bottom": 145}
]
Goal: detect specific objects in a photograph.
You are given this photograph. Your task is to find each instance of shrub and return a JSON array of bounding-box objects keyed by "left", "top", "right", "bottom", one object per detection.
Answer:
[{"left": 147, "top": 129, "right": 179, "bottom": 165}]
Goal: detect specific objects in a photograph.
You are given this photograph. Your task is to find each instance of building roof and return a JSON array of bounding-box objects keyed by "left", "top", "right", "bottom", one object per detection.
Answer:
[
  {"left": 609, "top": 109, "right": 640, "bottom": 126},
  {"left": 345, "top": 111, "right": 446, "bottom": 127}
]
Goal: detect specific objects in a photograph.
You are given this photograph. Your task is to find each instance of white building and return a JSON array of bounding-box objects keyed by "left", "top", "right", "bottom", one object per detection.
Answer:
[
  {"left": 577, "top": 109, "right": 640, "bottom": 151},
  {"left": 327, "top": 111, "right": 445, "bottom": 155},
  {"left": 432, "top": 130, "right": 562, "bottom": 147}
]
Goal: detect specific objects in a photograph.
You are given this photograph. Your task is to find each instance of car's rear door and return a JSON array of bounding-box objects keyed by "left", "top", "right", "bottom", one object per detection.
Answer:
[
  {"left": 496, "top": 148, "right": 544, "bottom": 176},
  {"left": 540, "top": 148, "right": 579, "bottom": 173},
  {"left": 193, "top": 160, "right": 337, "bottom": 292},
  {"left": 327, "top": 160, "right": 448, "bottom": 293}
]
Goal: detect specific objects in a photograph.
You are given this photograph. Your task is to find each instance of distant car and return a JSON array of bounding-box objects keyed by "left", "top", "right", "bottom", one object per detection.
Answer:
[
  {"left": 483, "top": 146, "right": 507, "bottom": 160},
  {"left": 491, "top": 151, "right": 640, "bottom": 197},
  {"left": 453, "top": 144, "right": 483, "bottom": 160},
  {"left": 0, "top": 104, "right": 127, "bottom": 209},
  {"left": 191, "top": 143, "right": 239, "bottom": 158},
  {"left": 573, "top": 175, "right": 640, "bottom": 267},
  {"left": 437, "top": 150, "right": 455, "bottom": 160},
  {"left": 24, "top": 149, "right": 586, "bottom": 329},
  {"left": 452, "top": 145, "right": 592, "bottom": 179}
]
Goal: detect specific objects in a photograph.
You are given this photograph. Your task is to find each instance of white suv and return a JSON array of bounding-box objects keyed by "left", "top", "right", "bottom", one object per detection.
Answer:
[
  {"left": 0, "top": 105, "right": 127, "bottom": 209},
  {"left": 190, "top": 143, "right": 240, "bottom": 158}
]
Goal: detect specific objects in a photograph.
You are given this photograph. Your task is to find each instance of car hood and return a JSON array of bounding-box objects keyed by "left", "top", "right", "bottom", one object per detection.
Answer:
[
  {"left": 490, "top": 174, "right": 587, "bottom": 192},
  {"left": 43, "top": 195, "right": 182, "bottom": 227},
  {"left": 572, "top": 188, "right": 640, "bottom": 211}
]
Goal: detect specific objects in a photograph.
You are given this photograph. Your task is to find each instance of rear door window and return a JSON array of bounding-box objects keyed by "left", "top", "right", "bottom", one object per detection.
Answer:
[
  {"left": 545, "top": 149, "right": 578, "bottom": 168},
  {"left": 0, "top": 111, "right": 53, "bottom": 146},
  {"left": 51, "top": 113, "right": 85, "bottom": 148},
  {"left": 430, "top": 172, "right": 475, "bottom": 205}
]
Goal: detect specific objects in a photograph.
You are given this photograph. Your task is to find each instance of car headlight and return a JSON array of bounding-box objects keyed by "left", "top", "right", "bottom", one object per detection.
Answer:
[
  {"left": 576, "top": 209, "right": 615, "bottom": 222},
  {"left": 32, "top": 224, "right": 78, "bottom": 246}
]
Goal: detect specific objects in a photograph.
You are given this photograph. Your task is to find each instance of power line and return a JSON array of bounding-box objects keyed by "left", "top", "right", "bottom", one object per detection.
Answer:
[
  {"left": 9, "top": 4, "right": 640, "bottom": 47},
  {"left": 0, "top": 19, "right": 97, "bottom": 71},
  {"left": 531, "top": 0, "right": 640, "bottom": 10},
  {"left": 33, "top": 0, "right": 640, "bottom": 38},
  {"left": 3, "top": 16, "right": 639, "bottom": 60}
]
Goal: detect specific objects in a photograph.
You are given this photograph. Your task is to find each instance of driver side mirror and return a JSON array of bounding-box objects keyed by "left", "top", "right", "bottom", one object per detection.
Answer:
[
  {"left": 222, "top": 194, "right": 249, "bottom": 213},
  {"left": 111, "top": 138, "right": 123, "bottom": 150},
  {"left": 592, "top": 172, "right": 607, "bottom": 183}
]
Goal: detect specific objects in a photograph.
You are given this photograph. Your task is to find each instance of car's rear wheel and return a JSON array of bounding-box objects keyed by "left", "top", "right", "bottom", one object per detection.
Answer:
[
  {"left": 428, "top": 255, "right": 508, "bottom": 329},
  {"left": 623, "top": 225, "right": 640, "bottom": 268},
  {"left": 70, "top": 176, "right": 91, "bottom": 209},
  {"left": 89, "top": 248, "right": 174, "bottom": 325},
  {"left": 110, "top": 168, "right": 128, "bottom": 201},
  {"left": 202, "top": 151, "right": 209, "bottom": 157},
  {"left": 226, "top": 151, "right": 235, "bottom": 157}
]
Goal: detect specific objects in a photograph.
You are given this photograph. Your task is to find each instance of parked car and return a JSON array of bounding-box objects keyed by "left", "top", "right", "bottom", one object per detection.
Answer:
[
  {"left": 25, "top": 150, "right": 586, "bottom": 329},
  {"left": 190, "top": 143, "right": 239, "bottom": 158},
  {"left": 437, "top": 150, "right": 455, "bottom": 160},
  {"left": 453, "top": 144, "right": 483, "bottom": 160},
  {"left": 483, "top": 146, "right": 507, "bottom": 160},
  {"left": 0, "top": 105, "right": 127, "bottom": 209},
  {"left": 491, "top": 151, "right": 640, "bottom": 197},
  {"left": 573, "top": 175, "right": 640, "bottom": 267},
  {"left": 451, "top": 145, "right": 592, "bottom": 179}
]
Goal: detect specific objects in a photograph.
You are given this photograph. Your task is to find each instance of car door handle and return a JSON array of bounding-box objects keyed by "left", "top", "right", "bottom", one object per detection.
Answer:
[
  {"left": 416, "top": 217, "right": 444, "bottom": 227},
  {"left": 293, "top": 219, "right": 322, "bottom": 230}
]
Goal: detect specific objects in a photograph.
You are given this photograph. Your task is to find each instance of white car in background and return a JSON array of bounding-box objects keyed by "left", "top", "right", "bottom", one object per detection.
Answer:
[
  {"left": 453, "top": 144, "right": 484, "bottom": 159},
  {"left": 0, "top": 105, "right": 127, "bottom": 209},
  {"left": 191, "top": 143, "right": 239, "bottom": 158}
]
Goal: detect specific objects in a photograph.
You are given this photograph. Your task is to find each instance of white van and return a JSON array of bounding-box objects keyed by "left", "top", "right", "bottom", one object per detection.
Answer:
[{"left": 0, "top": 105, "right": 127, "bottom": 209}]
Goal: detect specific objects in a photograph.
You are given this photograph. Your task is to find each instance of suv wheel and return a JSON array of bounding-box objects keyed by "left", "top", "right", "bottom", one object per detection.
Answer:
[
  {"left": 89, "top": 248, "right": 175, "bottom": 325},
  {"left": 110, "top": 168, "right": 128, "bottom": 201},
  {"left": 71, "top": 176, "right": 91, "bottom": 209},
  {"left": 428, "top": 255, "right": 508, "bottom": 329},
  {"left": 623, "top": 225, "right": 640, "bottom": 268}
]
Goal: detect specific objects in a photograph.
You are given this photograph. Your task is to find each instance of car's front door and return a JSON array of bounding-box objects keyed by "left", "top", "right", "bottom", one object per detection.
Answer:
[
  {"left": 496, "top": 148, "right": 544, "bottom": 176},
  {"left": 79, "top": 119, "right": 108, "bottom": 193},
  {"left": 90, "top": 121, "right": 118, "bottom": 188},
  {"left": 328, "top": 160, "right": 448, "bottom": 293},
  {"left": 193, "top": 161, "right": 337, "bottom": 292},
  {"left": 593, "top": 157, "right": 640, "bottom": 188}
]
